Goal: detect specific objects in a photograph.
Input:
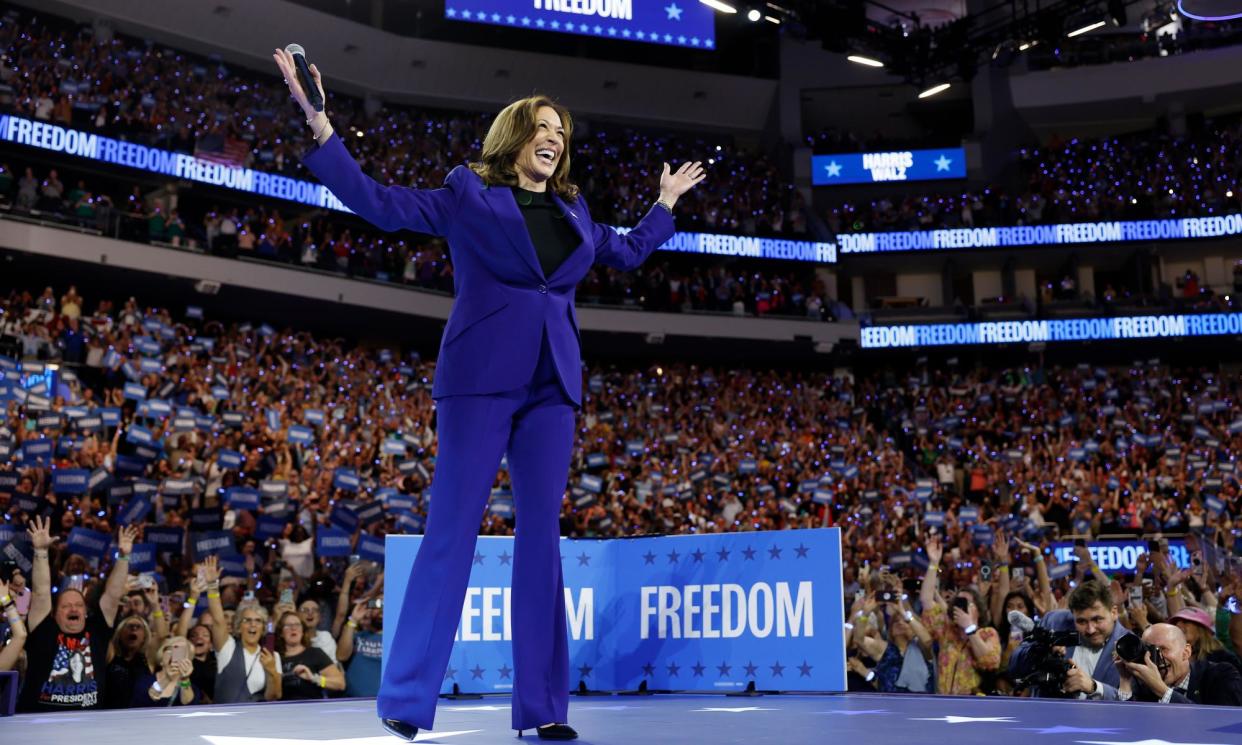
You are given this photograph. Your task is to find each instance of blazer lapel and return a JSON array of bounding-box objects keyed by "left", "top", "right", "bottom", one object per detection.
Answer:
[
  {"left": 481, "top": 184, "right": 545, "bottom": 280},
  {"left": 548, "top": 192, "right": 590, "bottom": 281}
]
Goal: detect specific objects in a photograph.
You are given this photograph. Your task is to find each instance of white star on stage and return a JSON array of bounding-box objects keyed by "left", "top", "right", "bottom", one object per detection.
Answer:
[
  {"left": 914, "top": 716, "right": 1018, "bottom": 724},
  {"left": 201, "top": 731, "right": 481, "bottom": 745},
  {"left": 490, "top": 13, "right": 500, "bottom": 21},
  {"left": 1015, "top": 726, "right": 1123, "bottom": 735},
  {"left": 443, "top": 705, "right": 509, "bottom": 711},
  {"left": 825, "top": 161, "right": 843, "bottom": 178},
  {"left": 161, "top": 711, "right": 238, "bottom": 717},
  {"left": 934, "top": 154, "right": 953, "bottom": 171},
  {"left": 506, "top": 14, "right": 515, "bottom": 23},
  {"left": 446, "top": 8, "right": 457, "bottom": 17},
  {"left": 695, "top": 707, "right": 778, "bottom": 712},
  {"left": 817, "top": 709, "right": 890, "bottom": 716},
  {"left": 1077, "top": 740, "right": 1236, "bottom": 745},
  {"left": 665, "top": 3, "right": 683, "bottom": 20}
]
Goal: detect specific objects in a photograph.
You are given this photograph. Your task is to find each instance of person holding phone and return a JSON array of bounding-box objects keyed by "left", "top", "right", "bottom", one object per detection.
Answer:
[
  {"left": 919, "top": 535, "right": 1001, "bottom": 695},
  {"left": 275, "top": 45, "right": 704, "bottom": 742},
  {"left": 276, "top": 612, "right": 344, "bottom": 700},
  {"left": 132, "top": 636, "right": 200, "bottom": 707},
  {"left": 201, "top": 557, "right": 282, "bottom": 702}
]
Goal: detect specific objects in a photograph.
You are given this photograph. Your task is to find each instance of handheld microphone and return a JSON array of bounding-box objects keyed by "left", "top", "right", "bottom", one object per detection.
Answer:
[
  {"left": 284, "top": 43, "right": 323, "bottom": 112},
  {"left": 1008, "top": 609, "right": 1036, "bottom": 634}
]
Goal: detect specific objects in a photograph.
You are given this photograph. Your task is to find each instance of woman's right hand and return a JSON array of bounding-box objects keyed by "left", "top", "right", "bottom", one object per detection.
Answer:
[{"left": 272, "top": 47, "right": 326, "bottom": 119}]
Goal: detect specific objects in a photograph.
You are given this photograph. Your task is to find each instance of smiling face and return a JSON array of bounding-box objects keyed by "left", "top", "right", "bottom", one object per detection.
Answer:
[
  {"left": 55, "top": 589, "right": 88, "bottom": 634},
  {"left": 279, "top": 612, "right": 304, "bottom": 649},
  {"left": 238, "top": 608, "right": 266, "bottom": 647},
  {"left": 514, "top": 105, "right": 565, "bottom": 191}
]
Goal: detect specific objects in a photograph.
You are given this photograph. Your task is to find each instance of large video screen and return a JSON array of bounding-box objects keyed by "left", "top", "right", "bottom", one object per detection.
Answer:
[
  {"left": 811, "top": 148, "right": 967, "bottom": 186},
  {"left": 444, "top": 0, "right": 716, "bottom": 49}
]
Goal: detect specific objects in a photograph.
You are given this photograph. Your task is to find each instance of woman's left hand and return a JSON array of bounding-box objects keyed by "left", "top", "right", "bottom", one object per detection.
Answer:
[{"left": 659, "top": 161, "right": 707, "bottom": 204}]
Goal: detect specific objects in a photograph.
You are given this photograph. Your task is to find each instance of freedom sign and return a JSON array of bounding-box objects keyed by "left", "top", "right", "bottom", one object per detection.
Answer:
[{"left": 383, "top": 529, "right": 844, "bottom": 694}]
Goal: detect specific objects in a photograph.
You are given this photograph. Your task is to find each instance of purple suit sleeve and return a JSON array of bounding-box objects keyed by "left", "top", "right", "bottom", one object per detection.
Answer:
[
  {"left": 300, "top": 134, "right": 462, "bottom": 236},
  {"left": 587, "top": 199, "right": 675, "bottom": 272}
]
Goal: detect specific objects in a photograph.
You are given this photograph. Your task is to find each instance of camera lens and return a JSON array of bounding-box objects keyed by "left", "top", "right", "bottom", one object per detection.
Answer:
[{"left": 1115, "top": 633, "right": 1144, "bottom": 663}]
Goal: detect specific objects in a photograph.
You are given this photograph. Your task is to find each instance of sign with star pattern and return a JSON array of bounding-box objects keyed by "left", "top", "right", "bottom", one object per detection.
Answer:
[
  {"left": 811, "top": 148, "right": 967, "bottom": 186},
  {"left": 444, "top": 1, "right": 716, "bottom": 50},
  {"left": 383, "top": 529, "right": 844, "bottom": 694}
]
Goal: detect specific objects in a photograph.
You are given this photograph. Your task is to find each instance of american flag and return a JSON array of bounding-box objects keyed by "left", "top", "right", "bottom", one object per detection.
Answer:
[
  {"left": 50, "top": 633, "right": 95, "bottom": 683},
  {"left": 195, "top": 133, "right": 251, "bottom": 168}
]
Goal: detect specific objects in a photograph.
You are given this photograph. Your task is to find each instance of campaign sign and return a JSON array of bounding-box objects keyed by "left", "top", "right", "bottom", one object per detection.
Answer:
[
  {"left": 66, "top": 527, "right": 111, "bottom": 560},
  {"left": 1050, "top": 540, "right": 1190, "bottom": 574},
  {"left": 117, "top": 493, "right": 153, "bottom": 526},
  {"left": 812, "top": 148, "right": 966, "bottom": 186},
  {"left": 127, "top": 543, "right": 157, "bottom": 573},
  {"left": 146, "top": 526, "right": 184, "bottom": 554},
  {"left": 51, "top": 469, "right": 90, "bottom": 494},
  {"left": 444, "top": 0, "right": 716, "bottom": 50},
  {"left": 383, "top": 528, "right": 844, "bottom": 694},
  {"left": 190, "top": 530, "right": 234, "bottom": 561},
  {"left": 317, "top": 526, "right": 353, "bottom": 557}
]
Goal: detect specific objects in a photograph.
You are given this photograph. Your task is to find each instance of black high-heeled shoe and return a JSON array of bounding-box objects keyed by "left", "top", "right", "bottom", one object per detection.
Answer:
[
  {"left": 380, "top": 718, "right": 419, "bottom": 742},
  {"left": 516, "top": 723, "right": 578, "bottom": 740}
]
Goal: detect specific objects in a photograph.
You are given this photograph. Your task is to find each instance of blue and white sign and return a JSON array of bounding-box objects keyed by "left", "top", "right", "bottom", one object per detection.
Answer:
[
  {"left": 861, "top": 312, "right": 1242, "bottom": 349},
  {"left": 445, "top": 0, "right": 716, "bottom": 49},
  {"left": 812, "top": 148, "right": 966, "bottom": 186},
  {"left": 1050, "top": 540, "right": 1190, "bottom": 574},
  {"left": 383, "top": 529, "right": 844, "bottom": 693}
]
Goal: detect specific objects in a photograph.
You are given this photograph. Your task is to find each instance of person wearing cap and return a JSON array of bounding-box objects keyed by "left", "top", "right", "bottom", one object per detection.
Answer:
[
  {"left": 1115, "top": 623, "right": 1242, "bottom": 706},
  {"left": 1168, "top": 607, "right": 1242, "bottom": 672}
]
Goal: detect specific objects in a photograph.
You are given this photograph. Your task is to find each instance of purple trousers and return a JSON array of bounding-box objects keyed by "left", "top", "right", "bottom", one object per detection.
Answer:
[{"left": 378, "top": 330, "right": 576, "bottom": 730}]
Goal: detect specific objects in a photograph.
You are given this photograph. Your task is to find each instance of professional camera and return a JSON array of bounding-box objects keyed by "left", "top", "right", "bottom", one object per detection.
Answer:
[
  {"left": 1115, "top": 633, "right": 1167, "bottom": 670},
  {"left": 1013, "top": 625, "right": 1081, "bottom": 696}
]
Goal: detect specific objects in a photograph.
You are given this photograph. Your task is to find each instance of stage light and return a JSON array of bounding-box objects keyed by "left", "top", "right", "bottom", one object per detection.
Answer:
[
  {"left": 918, "top": 82, "right": 951, "bottom": 99},
  {"left": 847, "top": 54, "right": 885, "bottom": 67},
  {"left": 747, "top": 8, "right": 762, "bottom": 21},
  {"left": 764, "top": 15, "right": 780, "bottom": 24},
  {"left": 1019, "top": 40, "right": 1038, "bottom": 51},
  {"left": 1067, "top": 19, "right": 1107, "bottom": 37},
  {"left": 699, "top": 0, "right": 738, "bottom": 13}
]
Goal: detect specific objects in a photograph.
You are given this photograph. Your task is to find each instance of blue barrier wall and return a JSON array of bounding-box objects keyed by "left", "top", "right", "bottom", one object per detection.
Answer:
[{"left": 382, "top": 529, "right": 844, "bottom": 693}]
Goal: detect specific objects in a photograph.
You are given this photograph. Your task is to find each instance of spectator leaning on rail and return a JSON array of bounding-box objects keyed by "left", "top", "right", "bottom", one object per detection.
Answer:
[
  {"left": 1116, "top": 623, "right": 1242, "bottom": 706},
  {"left": 17, "top": 519, "right": 139, "bottom": 712}
]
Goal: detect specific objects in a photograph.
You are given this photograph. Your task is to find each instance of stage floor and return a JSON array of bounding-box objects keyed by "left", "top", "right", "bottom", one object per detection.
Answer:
[{"left": 6, "top": 693, "right": 1242, "bottom": 745}]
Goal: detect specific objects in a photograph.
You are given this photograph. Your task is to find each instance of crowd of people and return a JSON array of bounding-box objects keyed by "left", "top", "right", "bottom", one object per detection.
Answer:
[
  {"left": 2, "top": 282, "right": 1242, "bottom": 710},
  {"left": 0, "top": 3, "right": 808, "bottom": 239}
]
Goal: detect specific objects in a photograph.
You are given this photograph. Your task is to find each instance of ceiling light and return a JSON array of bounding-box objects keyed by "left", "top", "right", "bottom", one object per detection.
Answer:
[
  {"left": 1067, "top": 20, "right": 1107, "bottom": 37},
  {"left": 918, "top": 82, "right": 952, "bottom": 99}
]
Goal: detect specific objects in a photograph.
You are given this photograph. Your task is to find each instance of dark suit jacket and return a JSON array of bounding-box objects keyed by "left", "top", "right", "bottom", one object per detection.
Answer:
[
  {"left": 1009, "top": 609, "right": 1128, "bottom": 698},
  {"left": 1133, "top": 659, "right": 1242, "bottom": 706},
  {"left": 300, "top": 134, "right": 675, "bottom": 407}
]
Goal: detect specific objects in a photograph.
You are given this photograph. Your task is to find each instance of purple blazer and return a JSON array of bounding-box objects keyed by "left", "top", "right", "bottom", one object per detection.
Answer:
[{"left": 301, "top": 134, "right": 674, "bottom": 407}]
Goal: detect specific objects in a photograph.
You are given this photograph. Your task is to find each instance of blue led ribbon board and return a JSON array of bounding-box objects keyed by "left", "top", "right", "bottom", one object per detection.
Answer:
[{"left": 444, "top": 0, "right": 716, "bottom": 49}]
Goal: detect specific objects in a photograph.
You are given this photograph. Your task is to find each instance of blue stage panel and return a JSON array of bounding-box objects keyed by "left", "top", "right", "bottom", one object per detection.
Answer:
[{"left": 383, "top": 529, "right": 845, "bottom": 693}]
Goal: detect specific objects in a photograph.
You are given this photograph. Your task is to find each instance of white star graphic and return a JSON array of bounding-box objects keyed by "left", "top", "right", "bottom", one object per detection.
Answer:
[
  {"left": 825, "top": 161, "right": 843, "bottom": 178},
  {"left": 461, "top": 9, "right": 472, "bottom": 19},
  {"left": 446, "top": 8, "right": 457, "bottom": 17},
  {"left": 1077, "top": 741, "right": 1235, "bottom": 745},
  {"left": 521, "top": 16, "right": 531, "bottom": 25},
  {"left": 506, "top": 14, "right": 515, "bottom": 23},
  {"left": 817, "top": 709, "right": 890, "bottom": 716},
  {"left": 696, "top": 707, "right": 778, "bottom": 712},
  {"left": 914, "top": 716, "right": 1018, "bottom": 724},
  {"left": 608, "top": 27, "right": 617, "bottom": 35},
  {"left": 665, "top": 3, "right": 684, "bottom": 21},
  {"left": 491, "top": 13, "right": 500, "bottom": 21},
  {"left": 201, "top": 732, "right": 481, "bottom": 745},
  {"left": 623, "top": 29, "right": 632, "bottom": 36},
  {"left": 934, "top": 154, "right": 953, "bottom": 171}
]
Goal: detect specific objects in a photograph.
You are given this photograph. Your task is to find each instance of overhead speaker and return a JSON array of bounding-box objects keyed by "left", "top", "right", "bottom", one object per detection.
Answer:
[{"left": 1178, "top": 1, "right": 1242, "bottom": 20}]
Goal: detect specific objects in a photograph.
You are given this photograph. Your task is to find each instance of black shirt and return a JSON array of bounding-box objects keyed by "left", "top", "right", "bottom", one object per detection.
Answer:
[
  {"left": 511, "top": 186, "right": 580, "bottom": 278},
  {"left": 279, "top": 646, "right": 335, "bottom": 700},
  {"left": 18, "top": 612, "right": 113, "bottom": 712}
]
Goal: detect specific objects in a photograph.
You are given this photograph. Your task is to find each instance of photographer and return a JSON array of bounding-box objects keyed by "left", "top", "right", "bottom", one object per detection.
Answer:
[
  {"left": 1116, "top": 623, "right": 1242, "bottom": 705},
  {"left": 1010, "top": 579, "right": 1127, "bottom": 699},
  {"left": 920, "top": 536, "right": 1001, "bottom": 694}
]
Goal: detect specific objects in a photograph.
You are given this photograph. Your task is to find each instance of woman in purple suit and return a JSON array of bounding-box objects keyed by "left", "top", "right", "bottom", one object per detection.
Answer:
[{"left": 274, "top": 50, "right": 705, "bottom": 741}]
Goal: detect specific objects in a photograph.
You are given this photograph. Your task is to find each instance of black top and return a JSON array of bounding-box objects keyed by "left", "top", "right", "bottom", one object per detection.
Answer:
[
  {"left": 511, "top": 185, "right": 580, "bottom": 278},
  {"left": 18, "top": 612, "right": 114, "bottom": 712}
]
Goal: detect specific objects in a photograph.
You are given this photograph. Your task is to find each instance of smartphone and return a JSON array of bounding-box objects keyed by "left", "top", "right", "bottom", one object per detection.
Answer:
[
  {"left": 1011, "top": 567, "right": 1025, "bottom": 582},
  {"left": 170, "top": 644, "right": 188, "bottom": 664},
  {"left": 197, "top": 566, "right": 207, "bottom": 584},
  {"left": 1192, "top": 551, "right": 1203, "bottom": 568},
  {"left": 1128, "top": 586, "right": 1143, "bottom": 607},
  {"left": 139, "top": 573, "right": 156, "bottom": 590},
  {"left": 280, "top": 588, "right": 294, "bottom": 605},
  {"left": 367, "top": 598, "right": 383, "bottom": 610},
  {"left": 262, "top": 633, "right": 276, "bottom": 652},
  {"left": 243, "top": 590, "right": 255, "bottom": 602},
  {"left": 980, "top": 563, "right": 992, "bottom": 581}
]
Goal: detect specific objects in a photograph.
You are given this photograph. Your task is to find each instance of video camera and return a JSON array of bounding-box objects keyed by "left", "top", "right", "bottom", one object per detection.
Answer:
[{"left": 1012, "top": 626, "right": 1081, "bottom": 696}]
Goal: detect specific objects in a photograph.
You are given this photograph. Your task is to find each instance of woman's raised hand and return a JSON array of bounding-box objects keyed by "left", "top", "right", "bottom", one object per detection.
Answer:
[
  {"left": 659, "top": 161, "right": 707, "bottom": 203},
  {"left": 273, "top": 47, "right": 326, "bottom": 119}
]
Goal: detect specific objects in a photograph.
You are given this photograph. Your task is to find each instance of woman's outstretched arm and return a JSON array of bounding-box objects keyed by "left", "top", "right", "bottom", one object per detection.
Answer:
[
  {"left": 591, "top": 160, "right": 705, "bottom": 271},
  {"left": 273, "top": 48, "right": 461, "bottom": 236}
]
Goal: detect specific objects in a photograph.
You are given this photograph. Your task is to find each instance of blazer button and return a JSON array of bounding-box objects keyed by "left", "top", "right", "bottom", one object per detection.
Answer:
[{"left": 538, "top": 284, "right": 548, "bottom": 294}]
